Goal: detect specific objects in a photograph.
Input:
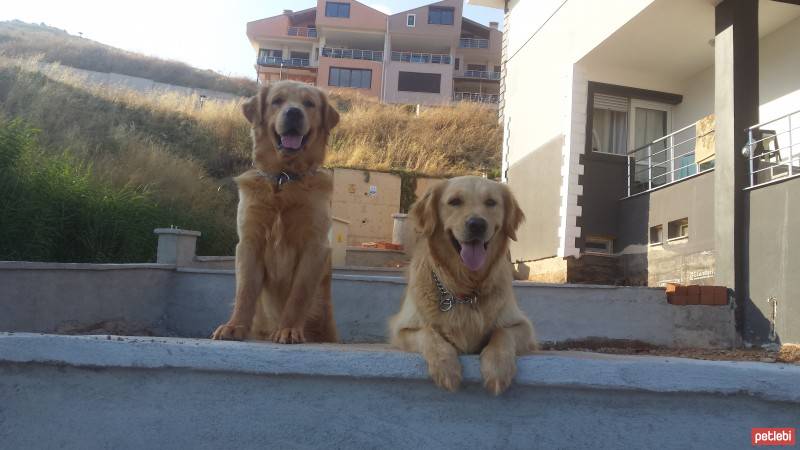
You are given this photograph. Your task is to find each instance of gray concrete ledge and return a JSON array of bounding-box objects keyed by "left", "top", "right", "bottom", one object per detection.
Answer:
[
  {"left": 2, "top": 333, "right": 798, "bottom": 403},
  {"left": 153, "top": 228, "right": 201, "bottom": 236},
  {"left": 0, "top": 261, "right": 175, "bottom": 271}
]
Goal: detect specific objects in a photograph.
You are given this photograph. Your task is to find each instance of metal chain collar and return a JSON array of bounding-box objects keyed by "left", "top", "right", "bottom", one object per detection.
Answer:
[{"left": 431, "top": 271, "right": 477, "bottom": 312}]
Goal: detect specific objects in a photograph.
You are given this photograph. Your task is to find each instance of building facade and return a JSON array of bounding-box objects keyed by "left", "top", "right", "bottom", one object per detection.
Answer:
[
  {"left": 472, "top": 0, "right": 800, "bottom": 346},
  {"left": 246, "top": 0, "right": 502, "bottom": 106}
]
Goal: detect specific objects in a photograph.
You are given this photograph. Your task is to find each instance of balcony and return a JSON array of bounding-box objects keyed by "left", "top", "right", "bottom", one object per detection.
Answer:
[
  {"left": 257, "top": 56, "right": 311, "bottom": 68},
  {"left": 459, "top": 38, "right": 489, "bottom": 49},
  {"left": 744, "top": 108, "right": 800, "bottom": 188},
  {"left": 461, "top": 70, "right": 501, "bottom": 80},
  {"left": 390, "top": 51, "right": 451, "bottom": 64},
  {"left": 627, "top": 120, "right": 714, "bottom": 196},
  {"left": 453, "top": 91, "right": 499, "bottom": 104},
  {"left": 287, "top": 26, "right": 317, "bottom": 38},
  {"left": 321, "top": 47, "right": 383, "bottom": 62}
]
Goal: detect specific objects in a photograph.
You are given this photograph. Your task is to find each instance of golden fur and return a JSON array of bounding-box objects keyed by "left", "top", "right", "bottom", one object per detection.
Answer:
[
  {"left": 389, "top": 176, "right": 536, "bottom": 394},
  {"left": 211, "top": 81, "right": 340, "bottom": 344}
]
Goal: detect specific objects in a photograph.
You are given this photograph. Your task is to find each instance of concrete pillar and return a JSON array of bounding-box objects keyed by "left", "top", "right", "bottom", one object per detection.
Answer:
[
  {"left": 713, "top": 0, "right": 758, "bottom": 333},
  {"left": 154, "top": 228, "right": 201, "bottom": 266},
  {"left": 391, "top": 213, "right": 408, "bottom": 249}
]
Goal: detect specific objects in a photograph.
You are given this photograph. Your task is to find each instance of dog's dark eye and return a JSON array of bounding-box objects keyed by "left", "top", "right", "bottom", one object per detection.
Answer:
[
  {"left": 448, "top": 197, "right": 462, "bottom": 207},
  {"left": 303, "top": 99, "right": 316, "bottom": 108},
  {"left": 271, "top": 97, "right": 284, "bottom": 106},
  {"left": 485, "top": 198, "right": 497, "bottom": 207}
]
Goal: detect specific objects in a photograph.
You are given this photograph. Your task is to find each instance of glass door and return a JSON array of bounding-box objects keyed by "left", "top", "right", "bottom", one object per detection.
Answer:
[{"left": 629, "top": 100, "right": 671, "bottom": 190}]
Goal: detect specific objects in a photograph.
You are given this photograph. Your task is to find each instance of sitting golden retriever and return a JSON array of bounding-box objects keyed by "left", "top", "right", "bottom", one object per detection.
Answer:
[
  {"left": 211, "top": 81, "right": 339, "bottom": 344},
  {"left": 389, "top": 176, "right": 537, "bottom": 394}
]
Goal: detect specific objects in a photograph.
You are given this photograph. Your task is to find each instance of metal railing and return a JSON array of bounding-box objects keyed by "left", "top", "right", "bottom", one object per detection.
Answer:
[
  {"left": 626, "top": 120, "right": 714, "bottom": 196},
  {"left": 257, "top": 56, "right": 311, "bottom": 68},
  {"left": 390, "top": 51, "right": 451, "bottom": 64},
  {"left": 459, "top": 38, "right": 489, "bottom": 49},
  {"left": 453, "top": 92, "right": 499, "bottom": 104},
  {"left": 287, "top": 27, "right": 317, "bottom": 38},
  {"left": 461, "top": 70, "right": 501, "bottom": 80},
  {"left": 321, "top": 47, "right": 383, "bottom": 62},
  {"left": 744, "top": 109, "right": 800, "bottom": 188}
]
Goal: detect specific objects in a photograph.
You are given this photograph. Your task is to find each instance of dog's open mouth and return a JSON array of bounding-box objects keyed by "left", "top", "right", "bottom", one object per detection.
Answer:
[
  {"left": 450, "top": 231, "right": 489, "bottom": 272},
  {"left": 275, "top": 130, "right": 308, "bottom": 153}
]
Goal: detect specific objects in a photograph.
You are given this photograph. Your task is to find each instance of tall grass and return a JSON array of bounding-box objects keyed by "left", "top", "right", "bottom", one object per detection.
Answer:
[
  {"left": 0, "top": 57, "right": 501, "bottom": 262},
  {"left": 0, "top": 20, "right": 257, "bottom": 96},
  {"left": 0, "top": 119, "right": 236, "bottom": 262}
]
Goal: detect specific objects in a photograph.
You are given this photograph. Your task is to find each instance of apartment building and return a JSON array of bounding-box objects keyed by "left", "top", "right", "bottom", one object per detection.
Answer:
[
  {"left": 245, "top": 0, "right": 502, "bottom": 106},
  {"left": 473, "top": 0, "right": 800, "bottom": 346}
]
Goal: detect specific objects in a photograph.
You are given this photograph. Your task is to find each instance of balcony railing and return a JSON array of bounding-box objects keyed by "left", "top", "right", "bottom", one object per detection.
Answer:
[
  {"left": 257, "top": 56, "right": 311, "bottom": 68},
  {"left": 287, "top": 27, "right": 317, "bottom": 38},
  {"left": 744, "top": 108, "right": 800, "bottom": 188},
  {"left": 390, "top": 51, "right": 451, "bottom": 64},
  {"left": 321, "top": 47, "right": 383, "bottom": 62},
  {"left": 461, "top": 70, "right": 501, "bottom": 80},
  {"left": 459, "top": 38, "right": 489, "bottom": 49},
  {"left": 627, "top": 120, "right": 714, "bottom": 196},
  {"left": 453, "top": 92, "right": 499, "bottom": 104}
]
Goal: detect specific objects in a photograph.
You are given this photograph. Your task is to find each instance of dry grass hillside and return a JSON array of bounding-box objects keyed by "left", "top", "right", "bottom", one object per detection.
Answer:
[
  {"left": 0, "top": 45, "right": 501, "bottom": 262},
  {"left": 0, "top": 20, "right": 257, "bottom": 96}
]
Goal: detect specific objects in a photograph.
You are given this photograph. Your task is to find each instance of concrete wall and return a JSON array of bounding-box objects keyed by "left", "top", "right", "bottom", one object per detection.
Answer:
[
  {"left": 331, "top": 168, "right": 401, "bottom": 244},
  {"left": 0, "top": 262, "right": 172, "bottom": 335},
  {"left": 388, "top": 0, "right": 462, "bottom": 42},
  {"left": 0, "top": 263, "right": 736, "bottom": 348},
  {"left": 747, "top": 177, "right": 800, "bottom": 346},
  {"left": 3, "top": 334, "right": 797, "bottom": 450},
  {"left": 507, "top": 136, "right": 563, "bottom": 262},
  {"left": 316, "top": 0, "right": 387, "bottom": 32},
  {"left": 759, "top": 15, "right": 800, "bottom": 124},
  {"left": 617, "top": 172, "right": 716, "bottom": 286},
  {"left": 383, "top": 61, "right": 454, "bottom": 105}
]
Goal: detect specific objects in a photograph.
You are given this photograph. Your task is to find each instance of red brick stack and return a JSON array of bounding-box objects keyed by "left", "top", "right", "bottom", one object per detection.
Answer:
[{"left": 665, "top": 284, "right": 728, "bottom": 305}]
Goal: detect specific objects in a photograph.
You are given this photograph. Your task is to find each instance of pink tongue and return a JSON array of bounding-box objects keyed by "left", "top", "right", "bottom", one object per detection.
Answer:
[
  {"left": 281, "top": 134, "right": 303, "bottom": 149},
  {"left": 460, "top": 241, "right": 487, "bottom": 272}
]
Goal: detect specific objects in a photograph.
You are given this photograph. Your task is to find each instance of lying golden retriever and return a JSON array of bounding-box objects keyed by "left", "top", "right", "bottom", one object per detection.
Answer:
[
  {"left": 211, "top": 81, "right": 339, "bottom": 344},
  {"left": 389, "top": 176, "right": 537, "bottom": 394}
]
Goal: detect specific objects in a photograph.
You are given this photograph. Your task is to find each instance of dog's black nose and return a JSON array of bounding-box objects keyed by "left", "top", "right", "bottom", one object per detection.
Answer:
[
  {"left": 466, "top": 217, "right": 487, "bottom": 237},
  {"left": 285, "top": 107, "right": 303, "bottom": 124}
]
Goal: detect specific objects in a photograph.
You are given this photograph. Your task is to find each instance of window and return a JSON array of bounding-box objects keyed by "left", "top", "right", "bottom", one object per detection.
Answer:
[
  {"left": 592, "top": 94, "right": 629, "bottom": 156},
  {"left": 494, "top": 65, "right": 501, "bottom": 73},
  {"left": 454, "top": 58, "right": 459, "bottom": 70},
  {"left": 406, "top": 14, "right": 416, "bottom": 27},
  {"left": 325, "top": 2, "right": 350, "bottom": 18},
  {"left": 398, "top": 72, "right": 441, "bottom": 93},
  {"left": 649, "top": 225, "right": 663, "bottom": 245},
  {"left": 584, "top": 236, "right": 613, "bottom": 255},
  {"left": 467, "top": 64, "right": 487, "bottom": 71},
  {"left": 329, "top": 67, "right": 372, "bottom": 89},
  {"left": 428, "top": 6, "right": 454, "bottom": 25},
  {"left": 668, "top": 218, "right": 689, "bottom": 240},
  {"left": 290, "top": 51, "right": 310, "bottom": 60}
]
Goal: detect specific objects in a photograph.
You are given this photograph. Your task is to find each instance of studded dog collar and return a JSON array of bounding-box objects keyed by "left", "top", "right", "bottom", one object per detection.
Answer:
[{"left": 431, "top": 271, "right": 477, "bottom": 312}]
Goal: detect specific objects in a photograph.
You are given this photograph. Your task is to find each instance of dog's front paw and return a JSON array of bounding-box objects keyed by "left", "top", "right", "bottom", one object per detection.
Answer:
[
  {"left": 480, "top": 348, "right": 517, "bottom": 396},
  {"left": 427, "top": 355, "right": 462, "bottom": 392},
  {"left": 271, "top": 327, "right": 306, "bottom": 344},
  {"left": 211, "top": 323, "right": 249, "bottom": 341}
]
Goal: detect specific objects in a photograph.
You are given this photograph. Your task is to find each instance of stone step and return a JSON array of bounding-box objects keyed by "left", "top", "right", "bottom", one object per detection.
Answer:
[{"left": 1, "top": 333, "right": 797, "bottom": 450}]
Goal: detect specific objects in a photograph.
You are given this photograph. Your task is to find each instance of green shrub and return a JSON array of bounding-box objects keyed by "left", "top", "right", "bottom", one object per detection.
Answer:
[{"left": 0, "top": 119, "right": 235, "bottom": 262}]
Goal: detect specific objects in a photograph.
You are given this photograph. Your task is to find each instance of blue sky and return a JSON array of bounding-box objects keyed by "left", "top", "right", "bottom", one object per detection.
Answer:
[{"left": 0, "top": 1, "right": 503, "bottom": 79}]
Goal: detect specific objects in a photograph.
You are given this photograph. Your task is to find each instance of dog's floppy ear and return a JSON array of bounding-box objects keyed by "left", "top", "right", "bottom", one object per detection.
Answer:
[
  {"left": 410, "top": 182, "right": 443, "bottom": 238},
  {"left": 242, "top": 86, "right": 269, "bottom": 125},
  {"left": 502, "top": 184, "right": 525, "bottom": 241},
  {"left": 321, "top": 91, "right": 340, "bottom": 131}
]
